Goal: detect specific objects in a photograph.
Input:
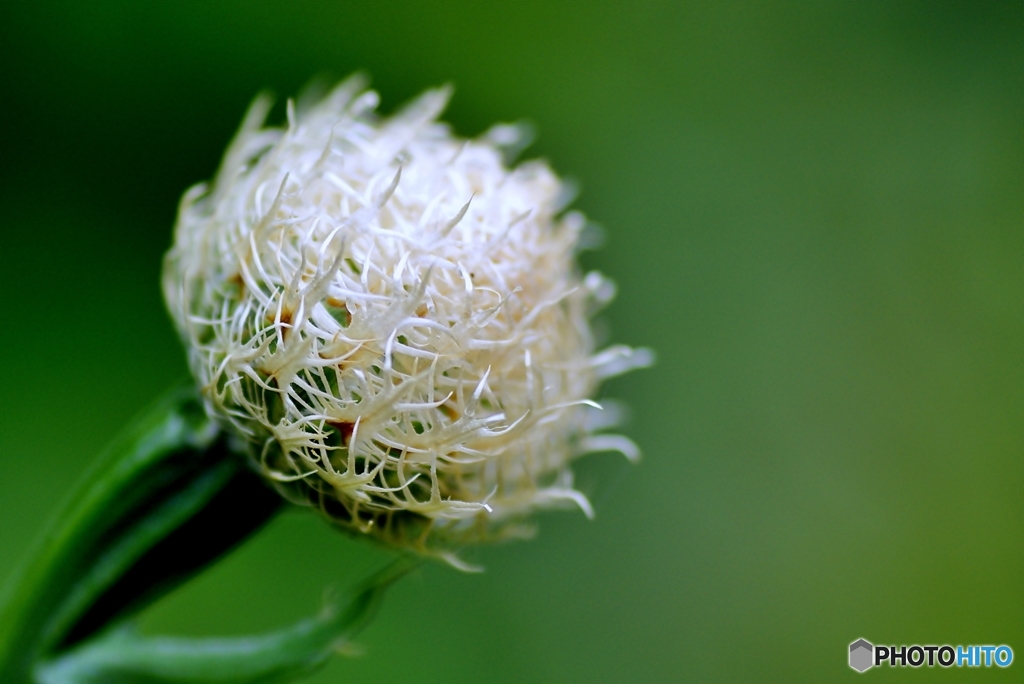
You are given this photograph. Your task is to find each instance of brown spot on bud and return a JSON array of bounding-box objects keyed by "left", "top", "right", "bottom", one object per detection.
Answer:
[
  {"left": 328, "top": 420, "right": 356, "bottom": 446},
  {"left": 326, "top": 297, "right": 351, "bottom": 327},
  {"left": 227, "top": 272, "right": 246, "bottom": 299}
]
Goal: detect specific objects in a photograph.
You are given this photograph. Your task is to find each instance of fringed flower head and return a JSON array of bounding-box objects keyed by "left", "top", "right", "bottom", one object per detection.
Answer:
[{"left": 163, "top": 76, "right": 652, "bottom": 559}]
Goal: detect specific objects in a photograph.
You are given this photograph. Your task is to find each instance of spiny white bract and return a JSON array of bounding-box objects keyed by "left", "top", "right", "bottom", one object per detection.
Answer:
[{"left": 163, "top": 76, "right": 651, "bottom": 556}]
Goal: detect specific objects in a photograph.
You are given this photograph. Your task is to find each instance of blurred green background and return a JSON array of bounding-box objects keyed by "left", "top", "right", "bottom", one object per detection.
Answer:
[{"left": 1, "top": 1, "right": 1020, "bottom": 681}]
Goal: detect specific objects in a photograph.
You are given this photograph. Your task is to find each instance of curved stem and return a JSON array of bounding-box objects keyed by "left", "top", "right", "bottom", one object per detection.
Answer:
[
  {"left": 0, "top": 383, "right": 281, "bottom": 682},
  {"left": 35, "top": 557, "right": 420, "bottom": 684}
]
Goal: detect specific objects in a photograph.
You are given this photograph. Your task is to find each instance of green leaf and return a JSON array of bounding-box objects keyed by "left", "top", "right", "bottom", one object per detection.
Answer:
[{"left": 35, "top": 559, "right": 417, "bottom": 684}]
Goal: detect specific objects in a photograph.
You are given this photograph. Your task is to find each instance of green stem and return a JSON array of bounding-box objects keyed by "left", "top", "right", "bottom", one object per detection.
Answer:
[
  {"left": 34, "top": 558, "right": 419, "bottom": 684},
  {"left": 0, "top": 384, "right": 280, "bottom": 682}
]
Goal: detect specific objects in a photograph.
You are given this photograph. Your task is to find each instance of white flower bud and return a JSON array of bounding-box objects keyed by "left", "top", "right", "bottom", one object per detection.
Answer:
[{"left": 163, "top": 76, "right": 652, "bottom": 554}]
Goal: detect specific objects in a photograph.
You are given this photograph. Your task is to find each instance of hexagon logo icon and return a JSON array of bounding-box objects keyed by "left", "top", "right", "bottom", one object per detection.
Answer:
[{"left": 849, "top": 639, "right": 874, "bottom": 672}]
